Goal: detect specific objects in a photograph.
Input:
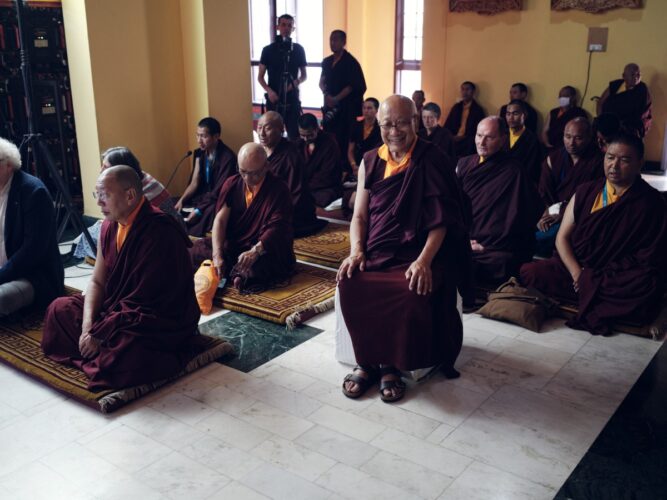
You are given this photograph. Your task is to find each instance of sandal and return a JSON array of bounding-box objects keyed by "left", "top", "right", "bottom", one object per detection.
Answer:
[
  {"left": 342, "top": 365, "right": 376, "bottom": 399},
  {"left": 379, "top": 365, "right": 406, "bottom": 403}
]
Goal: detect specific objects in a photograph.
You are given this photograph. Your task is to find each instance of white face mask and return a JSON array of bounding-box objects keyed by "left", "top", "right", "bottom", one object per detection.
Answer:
[{"left": 558, "top": 96, "right": 571, "bottom": 107}]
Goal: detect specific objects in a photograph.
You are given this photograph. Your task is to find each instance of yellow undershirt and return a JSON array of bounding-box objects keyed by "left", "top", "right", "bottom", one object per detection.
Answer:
[
  {"left": 379, "top": 139, "right": 418, "bottom": 179},
  {"left": 116, "top": 196, "right": 145, "bottom": 252},
  {"left": 509, "top": 126, "right": 525, "bottom": 149},
  {"left": 616, "top": 82, "right": 627, "bottom": 94},
  {"left": 591, "top": 180, "right": 621, "bottom": 213},
  {"left": 244, "top": 178, "right": 264, "bottom": 208},
  {"left": 456, "top": 101, "right": 471, "bottom": 138}
]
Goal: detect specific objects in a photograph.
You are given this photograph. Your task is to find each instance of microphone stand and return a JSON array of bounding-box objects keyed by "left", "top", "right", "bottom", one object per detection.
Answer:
[{"left": 165, "top": 150, "right": 193, "bottom": 190}]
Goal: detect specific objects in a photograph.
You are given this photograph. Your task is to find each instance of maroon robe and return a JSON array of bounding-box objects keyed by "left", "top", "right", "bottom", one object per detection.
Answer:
[
  {"left": 546, "top": 106, "right": 588, "bottom": 149},
  {"left": 601, "top": 80, "right": 652, "bottom": 138},
  {"left": 297, "top": 131, "right": 343, "bottom": 208},
  {"left": 444, "top": 99, "right": 486, "bottom": 158},
  {"left": 539, "top": 145, "right": 604, "bottom": 211},
  {"left": 187, "top": 140, "right": 238, "bottom": 237},
  {"left": 521, "top": 178, "right": 667, "bottom": 335},
  {"left": 508, "top": 128, "right": 544, "bottom": 185},
  {"left": 338, "top": 139, "right": 471, "bottom": 372},
  {"left": 418, "top": 125, "right": 456, "bottom": 161},
  {"left": 190, "top": 171, "right": 295, "bottom": 293},
  {"left": 42, "top": 202, "right": 201, "bottom": 390},
  {"left": 268, "top": 138, "right": 327, "bottom": 237},
  {"left": 457, "top": 151, "right": 542, "bottom": 285}
]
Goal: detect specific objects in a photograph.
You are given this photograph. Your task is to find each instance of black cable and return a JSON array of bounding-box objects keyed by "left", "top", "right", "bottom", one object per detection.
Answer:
[{"left": 581, "top": 50, "right": 593, "bottom": 104}]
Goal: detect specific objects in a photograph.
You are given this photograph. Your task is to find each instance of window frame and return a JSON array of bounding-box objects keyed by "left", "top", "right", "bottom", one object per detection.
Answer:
[{"left": 394, "top": 0, "right": 423, "bottom": 94}]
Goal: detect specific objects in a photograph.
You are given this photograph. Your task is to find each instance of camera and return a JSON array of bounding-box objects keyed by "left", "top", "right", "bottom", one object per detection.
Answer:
[{"left": 321, "top": 105, "right": 339, "bottom": 125}]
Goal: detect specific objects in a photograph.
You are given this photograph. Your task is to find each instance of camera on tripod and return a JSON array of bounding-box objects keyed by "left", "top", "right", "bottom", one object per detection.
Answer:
[
  {"left": 321, "top": 104, "right": 340, "bottom": 126},
  {"left": 277, "top": 35, "right": 293, "bottom": 54}
]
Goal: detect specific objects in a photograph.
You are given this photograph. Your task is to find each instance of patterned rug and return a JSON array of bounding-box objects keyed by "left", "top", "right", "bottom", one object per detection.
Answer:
[
  {"left": 214, "top": 262, "right": 336, "bottom": 325},
  {"left": 293, "top": 222, "right": 350, "bottom": 269},
  {"left": 0, "top": 288, "right": 234, "bottom": 413}
]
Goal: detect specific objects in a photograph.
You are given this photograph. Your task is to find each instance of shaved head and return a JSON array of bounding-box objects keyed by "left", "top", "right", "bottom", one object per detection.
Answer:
[
  {"left": 238, "top": 142, "right": 269, "bottom": 188},
  {"left": 378, "top": 95, "right": 417, "bottom": 122},
  {"left": 95, "top": 165, "right": 143, "bottom": 223},
  {"left": 260, "top": 111, "right": 284, "bottom": 128},
  {"left": 257, "top": 111, "right": 284, "bottom": 150},
  {"left": 238, "top": 142, "right": 267, "bottom": 166},
  {"left": 378, "top": 95, "right": 419, "bottom": 159},
  {"left": 100, "top": 164, "right": 142, "bottom": 194}
]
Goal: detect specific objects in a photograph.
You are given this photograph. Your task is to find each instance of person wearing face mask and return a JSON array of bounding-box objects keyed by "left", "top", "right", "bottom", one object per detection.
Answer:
[
  {"left": 542, "top": 86, "right": 587, "bottom": 150},
  {"left": 597, "top": 63, "right": 652, "bottom": 138},
  {"left": 296, "top": 113, "right": 342, "bottom": 208},
  {"left": 521, "top": 133, "right": 667, "bottom": 336}
]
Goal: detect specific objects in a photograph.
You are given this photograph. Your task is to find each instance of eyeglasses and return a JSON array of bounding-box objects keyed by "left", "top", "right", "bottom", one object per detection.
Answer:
[
  {"left": 92, "top": 191, "right": 108, "bottom": 202},
  {"left": 379, "top": 120, "right": 414, "bottom": 131}
]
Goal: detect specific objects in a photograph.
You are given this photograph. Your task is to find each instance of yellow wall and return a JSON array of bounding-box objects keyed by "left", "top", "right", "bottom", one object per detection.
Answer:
[{"left": 422, "top": 0, "right": 666, "bottom": 161}]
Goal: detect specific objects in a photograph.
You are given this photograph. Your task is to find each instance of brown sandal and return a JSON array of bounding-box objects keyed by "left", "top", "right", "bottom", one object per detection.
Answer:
[
  {"left": 342, "top": 365, "right": 376, "bottom": 399},
  {"left": 379, "top": 365, "right": 406, "bottom": 403}
]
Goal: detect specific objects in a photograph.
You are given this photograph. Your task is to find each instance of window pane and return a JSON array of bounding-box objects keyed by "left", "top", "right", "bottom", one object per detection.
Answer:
[
  {"left": 251, "top": 65, "right": 266, "bottom": 103},
  {"left": 295, "top": 0, "right": 323, "bottom": 61},
  {"left": 299, "top": 66, "right": 322, "bottom": 109},
  {"left": 249, "top": 0, "right": 272, "bottom": 60},
  {"left": 396, "top": 69, "right": 421, "bottom": 96},
  {"left": 402, "top": 37, "right": 416, "bottom": 61}
]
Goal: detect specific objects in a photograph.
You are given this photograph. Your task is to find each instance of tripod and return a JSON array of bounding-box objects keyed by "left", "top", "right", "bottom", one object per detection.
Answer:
[
  {"left": 14, "top": 0, "right": 96, "bottom": 254},
  {"left": 270, "top": 38, "right": 301, "bottom": 139}
]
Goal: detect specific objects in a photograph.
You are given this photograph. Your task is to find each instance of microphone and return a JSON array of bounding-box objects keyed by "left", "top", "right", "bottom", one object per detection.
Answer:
[{"left": 165, "top": 150, "right": 193, "bottom": 190}]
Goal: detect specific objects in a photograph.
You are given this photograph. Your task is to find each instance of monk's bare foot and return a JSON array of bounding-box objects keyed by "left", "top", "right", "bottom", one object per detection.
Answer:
[
  {"left": 379, "top": 365, "right": 406, "bottom": 403},
  {"left": 342, "top": 366, "right": 375, "bottom": 399},
  {"left": 233, "top": 276, "right": 242, "bottom": 289}
]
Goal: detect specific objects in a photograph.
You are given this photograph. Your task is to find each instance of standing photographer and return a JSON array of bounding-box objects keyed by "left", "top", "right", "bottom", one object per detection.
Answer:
[
  {"left": 319, "top": 30, "right": 366, "bottom": 158},
  {"left": 258, "top": 14, "right": 307, "bottom": 140}
]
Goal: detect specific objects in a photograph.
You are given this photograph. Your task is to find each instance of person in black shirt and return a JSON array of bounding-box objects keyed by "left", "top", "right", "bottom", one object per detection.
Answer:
[
  {"left": 319, "top": 30, "right": 366, "bottom": 159},
  {"left": 258, "top": 14, "right": 307, "bottom": 140}
]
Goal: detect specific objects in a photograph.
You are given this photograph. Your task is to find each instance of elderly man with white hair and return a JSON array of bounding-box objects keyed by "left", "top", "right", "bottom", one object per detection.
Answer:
[{"left": 0, "top": 137, "right": 63, "bottom": 316}]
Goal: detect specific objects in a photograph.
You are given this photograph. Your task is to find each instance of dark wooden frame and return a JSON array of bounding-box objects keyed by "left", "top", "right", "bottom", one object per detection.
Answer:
[
  {"left": 551, "top": 0, "right": 642, "bottom": 14},
  {"left": 394, "top": 0, "right": 423, "bottom": 93},
  {"left": 449, "top": 0, "right": 522, "bottom": 15}
]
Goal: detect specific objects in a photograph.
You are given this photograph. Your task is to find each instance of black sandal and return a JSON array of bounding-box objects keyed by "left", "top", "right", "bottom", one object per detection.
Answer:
[
  {"left": 379, "top": 365, "right": 406, "bottom": 403},
  {"left": 342, "top": 365, "right": 376, "bottom": 399}
]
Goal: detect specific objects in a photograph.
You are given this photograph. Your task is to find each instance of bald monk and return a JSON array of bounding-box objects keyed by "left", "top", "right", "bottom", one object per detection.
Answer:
[
  {"left": 457, "top": 117, "right": 542, "bottom": 302},
  {"left": 598, "top": 63, "right": 652, "bottom": 138},
  {"left": 542, "top": 86, "right": 587, "bottom": 150},
  {"left": 418, "top": 102, "right": 456, "bottom": 160},
  {"left": 338, "top": 95, "right": 470, "bottom": 403},
  {"left": 190, "top": 143, "right": 295, "bottom": 293},
  {"left": 536, "top": 117, "right": 604, "bottom": 255},
  {"left": 175, "top": 117, "right": 238, "bottom": 237},
  {"left": 257, "top": 111, "right": 326, "bottom": 236},
  {"left": 521, "top": 134, "right": 667, "bottom": 335},
  {"left": 505, "top": 99, "right": 544, "bottom": 184},
  {"left": 42, "top": 166, "right": 201, "bottom": 390},
  {"left": 444, "top": 81, "right": 486, "bottom": 158},
  {"left": 296, "top": 113, "right": 343, "bottom": 208}
]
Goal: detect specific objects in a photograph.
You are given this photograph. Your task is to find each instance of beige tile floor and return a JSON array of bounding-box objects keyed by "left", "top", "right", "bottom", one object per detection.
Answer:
[{"left": 0, "top": 263, "right": 662, "bottom": 499}]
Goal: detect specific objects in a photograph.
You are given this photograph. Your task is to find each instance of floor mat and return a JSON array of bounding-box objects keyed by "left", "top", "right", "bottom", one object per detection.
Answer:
[
  {"left": 0, "top": 288, "right": 234, "bottom": 413},
  {"left": 293, "top": 222, "right": 350, "bottom": 269}
]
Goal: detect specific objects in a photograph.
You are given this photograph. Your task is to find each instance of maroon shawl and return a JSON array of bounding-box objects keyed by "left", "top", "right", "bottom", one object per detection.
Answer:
[
  {"left": 546, "top": 106, "right": 588, "bottom": 149},
  {"left": 418, "top": 125, "right": 456, "bottom": 161},
  {"left": 539, "top": 145, "right": 604, "bottom": 209},
  {"left": 297, "top": 131, "right": 343, "bottom": 207},
  {"left": 188, "top": 140, "right": 238, "bottom": 236},
  {"left": 268, "top": 138, "right": 325, "bottom": 236},
  {"left": 216, "top": 171, "right": 295, "bottom": 286},
  {"left": 508, "top": 128, "right": 544, "bottom": 185},
  {"left": 444, "top": 99, "right": 486, "bottom": 157},
  {"left": 602, "top": 80, "right": 652, "bottom": 138}
]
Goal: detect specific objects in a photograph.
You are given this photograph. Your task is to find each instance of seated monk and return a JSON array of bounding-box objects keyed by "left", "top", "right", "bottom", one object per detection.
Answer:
[
  {"left": 505, "top": 99, "right": 544, "bottom": 185},
  {"left": 536, "top": 117, "right": 603, "bottom": 256},
  {"left": 499, "top": 83, "right": 539, "bottom": 134},
  {"left": 42, "top": 166, "right": 200, "bottom": 390},
  {"left": 296, "top": 113, "right": 342, "bottom": 208},
  {"left": 418, "top": 102, "right": 456, "bottom": 161},
  {"left": 175, "top": 117, "right": 238, "bottom": 237},
  {"left": 257, "top": 111, "right": 326, "bottom": 236},
  {"left": 444, "top": 81, "right": 486, "bottom": 158},
  {"left": 597, "top": 63, "right": 652, "bottom": 138},
  {"left": 521, "top": 134, "right": 667, "bottom": 335},
  {"left": 337, "top": 95, "right": 470, "bottom": 403},
  {"left": 593, "top": 113, "right": 621, "bottom": 154},
  {"left": 542, "top": 86, "right": 587, "bottom": 150},
  {"left": 190, "top": 143, "right": 295, "bottom": 293},
  {"left": 0, "top": 137, "right": 63, "bottom": 316},
  {"left": 74, "top": 146, "right": 185, "bottom": 260},
  {"left": 457, "top": 116, "right": 542, "bottom": 302}
]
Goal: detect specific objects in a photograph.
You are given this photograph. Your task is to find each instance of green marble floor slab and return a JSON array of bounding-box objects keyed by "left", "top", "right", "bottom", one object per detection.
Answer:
[{"left": 198, "top": 311, "right": 323, "bottom": 372}]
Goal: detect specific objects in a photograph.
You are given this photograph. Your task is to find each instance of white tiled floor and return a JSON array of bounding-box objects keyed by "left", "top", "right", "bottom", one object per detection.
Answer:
[{"left": 0, "top": 265, "right": 662, "bottom": 499}]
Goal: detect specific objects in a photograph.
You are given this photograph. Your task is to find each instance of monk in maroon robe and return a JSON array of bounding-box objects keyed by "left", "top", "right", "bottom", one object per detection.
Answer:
[
  {"left": 257, "top": 111, "right": 326, "bottom": 237},
  {"left": 536, "top": 117, "right": 604, "bottom": 255},
  {"left": 598, "top": 63, "right": 652, "bottom": 138},
  {"left": 457, "top": 117, "right": 542, "bottom": 302},
  {"left": 190, "top": 143, "right": 295, "bottom": 293},
  {"left": 542, "top": 86, "right": 588, "bottom": 150},
  {"left": 419, "top": 102, "right": 456, "bottom": 161},
  {"left": 506, "top": 99, "right": 544, "bottom": 185},
  {"left": 521, "top": 134, "right": 667, "bottom": 335},
  {"left": 338, "top": 96, "right": 471, "bottom": 403},
  {"left": 42, "top": 166, "right": 201, "bottom": 390},
  {"left": 176, "top": 117, "right": 238, "bottom": 237},
  {"left": 296, "top": 114, "right": 342, "bottom": 208},
  {"left": 444, "top": 81, "right": 486, "bottom": 158}
]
